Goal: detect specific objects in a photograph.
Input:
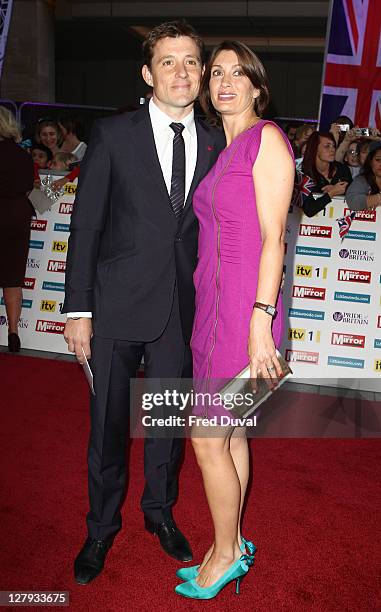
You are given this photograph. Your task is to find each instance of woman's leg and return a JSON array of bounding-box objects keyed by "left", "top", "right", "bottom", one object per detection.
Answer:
[
  {"left": 3, "top": 287, "right": 22, "bottom": 334},
  {"left": 230, "top": 427, "right": 249, "bottom": 543},
  {"left": 191, "top": 426, "right": 242, "bottom": 588}
]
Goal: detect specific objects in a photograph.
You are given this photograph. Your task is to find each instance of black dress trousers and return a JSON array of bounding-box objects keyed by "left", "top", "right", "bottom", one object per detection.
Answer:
[{"left": 86, "top": 287, "right": 192, "bottom": 540}]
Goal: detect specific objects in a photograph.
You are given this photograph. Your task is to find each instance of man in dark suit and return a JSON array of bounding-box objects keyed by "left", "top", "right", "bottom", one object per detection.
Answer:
[{"left": 63, "top": 21, "right": 225, "bottom": 585}]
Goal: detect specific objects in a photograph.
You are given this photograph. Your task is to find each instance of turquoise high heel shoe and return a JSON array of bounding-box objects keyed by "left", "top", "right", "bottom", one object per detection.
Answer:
[
  {"left": 175, "top": 554, "right": 252, "bottom": 599},
  {"left": 176, "top": 537, "right": 256, "bottom": 581}
]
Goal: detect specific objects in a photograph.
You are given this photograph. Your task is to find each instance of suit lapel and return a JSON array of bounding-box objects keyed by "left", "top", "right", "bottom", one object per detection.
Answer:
[
  {"left": 182, "top": 119, "right": 216, "bottom": 215},
  {"left": 129, "top": 107, "right": 171, "bottom": 207}
]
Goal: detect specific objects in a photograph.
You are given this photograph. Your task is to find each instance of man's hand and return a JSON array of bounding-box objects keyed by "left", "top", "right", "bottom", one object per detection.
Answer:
[
  {"left": 64, "top": 318, "right": 93, "bottom": 363},
  {"left": 52, "top": 177, "right": 68, "bottom": 191}
]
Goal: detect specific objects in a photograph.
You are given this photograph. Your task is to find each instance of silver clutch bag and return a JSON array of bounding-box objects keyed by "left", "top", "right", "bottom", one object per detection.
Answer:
[{"left": 218, "top": 350, "right": 293, "bottom": 419}]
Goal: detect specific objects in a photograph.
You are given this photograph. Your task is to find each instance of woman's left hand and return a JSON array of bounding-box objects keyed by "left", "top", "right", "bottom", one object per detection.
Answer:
[{"left": 248, "top": 316, "right": 283, "bottom": 389}]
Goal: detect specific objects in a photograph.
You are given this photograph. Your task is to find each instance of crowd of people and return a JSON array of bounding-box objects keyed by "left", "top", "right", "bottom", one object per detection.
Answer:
[{"left": 1, "top": 18, "right": 381, "bottom": 602}]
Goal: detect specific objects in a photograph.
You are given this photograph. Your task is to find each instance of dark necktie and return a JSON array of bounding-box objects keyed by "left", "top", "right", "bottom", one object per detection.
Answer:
[{"left": 169, "top": 122, "right": 185, "bottom": 218}]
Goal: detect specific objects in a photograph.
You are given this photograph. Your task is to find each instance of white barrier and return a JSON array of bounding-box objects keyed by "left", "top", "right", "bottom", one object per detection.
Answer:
[
  {"left": 1, "top": 191, "right": 380, "bottom": 391},
  {"left": 0, "top": 174, "right": 76, "bottom": 353},
  {"left": 281, "top": 197, "right": 380, "bottom": 391}
]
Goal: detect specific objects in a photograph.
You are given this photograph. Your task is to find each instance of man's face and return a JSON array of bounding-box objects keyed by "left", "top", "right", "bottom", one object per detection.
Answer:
[
  {"left": 142, "top": 36, "right": 202, "bottom": 117},
  {"left": 287, "top": 127, "right": 297, "bottom": 142}
]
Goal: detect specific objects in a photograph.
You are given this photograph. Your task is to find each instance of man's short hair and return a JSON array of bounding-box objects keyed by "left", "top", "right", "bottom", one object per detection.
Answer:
[{"left": 143, "top": 20, "right": 204, "bottom": 68}]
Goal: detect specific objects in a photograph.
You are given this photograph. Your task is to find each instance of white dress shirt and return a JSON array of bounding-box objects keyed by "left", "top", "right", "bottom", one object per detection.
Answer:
[{"left": 67, "top": 98, "right": 198, "bottom": 320}]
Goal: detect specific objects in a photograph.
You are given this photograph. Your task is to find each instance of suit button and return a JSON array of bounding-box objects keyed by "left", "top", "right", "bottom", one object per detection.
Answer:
[{"left": 175, "top": 236, "right": 182, "bottom": 242}]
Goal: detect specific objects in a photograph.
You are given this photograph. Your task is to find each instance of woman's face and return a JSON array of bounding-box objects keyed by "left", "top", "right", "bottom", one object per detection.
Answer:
[
  {"left": 371, "top": 151, "right": 381, "bottom": 179},
  {"left": 39, "top": 126, "right": 58, "bottom": 150},
  {"left": 346, "top": 142, "right": 359, "bottom": 167},
  {"left": 209, "top": 50, "right": 258, "bottom": 117},
  {"left": 317, "top": 137, "right": 336, "bottom": 163}
]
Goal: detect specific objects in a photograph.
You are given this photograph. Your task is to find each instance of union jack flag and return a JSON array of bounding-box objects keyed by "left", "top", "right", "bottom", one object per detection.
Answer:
[
  {"left": 319, "top": 0, "right": 381, "bottom": 131},
  {"left": 337, "top": 210, "right": 356, "bottom": 239},
  {"left": 292, "top": 170, "right": 316, "bottom": 208}
]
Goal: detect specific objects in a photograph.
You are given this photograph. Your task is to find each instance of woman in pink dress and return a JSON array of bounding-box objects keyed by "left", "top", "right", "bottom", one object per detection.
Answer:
[{"left": 175, "top": 42, "right": 294, "bottom": 599}]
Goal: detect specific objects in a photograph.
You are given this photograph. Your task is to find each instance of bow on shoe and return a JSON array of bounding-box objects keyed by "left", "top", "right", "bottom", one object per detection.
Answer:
[{"left": 240, "top": 553, "right": 255, "bottom": 568}]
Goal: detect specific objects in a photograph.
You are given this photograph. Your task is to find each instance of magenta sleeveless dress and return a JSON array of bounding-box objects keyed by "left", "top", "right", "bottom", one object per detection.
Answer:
[{"left": 191, "top": 120, "right": 293, "bottom": 418}]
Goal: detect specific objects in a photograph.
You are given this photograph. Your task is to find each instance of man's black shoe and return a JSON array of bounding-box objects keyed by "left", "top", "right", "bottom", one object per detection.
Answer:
[
  {"left": 74, "top": 537, "right": 114, "bottom": 585},
  {"left": 144, "top": 516, "right": 193, "bottom": 562}
]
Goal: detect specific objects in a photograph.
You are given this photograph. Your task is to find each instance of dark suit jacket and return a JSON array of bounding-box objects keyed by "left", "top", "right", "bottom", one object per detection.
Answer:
[{"left": 62, "top": 105, "right": 225, "bottom": 343}]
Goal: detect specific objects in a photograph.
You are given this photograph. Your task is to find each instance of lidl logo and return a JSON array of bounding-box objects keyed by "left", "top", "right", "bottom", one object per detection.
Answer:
[
  {"left": 334, "top": 291, "right": 370, "bottom": 304},
  {"left": 52, "top": 241, "right": 67, "bottom": 253},
  {"left": 327, "top": 356, "right": 364, "bottom": 369},
  {"left": 299, "top": 224, "right": 332, "bottom": 238},
  {"left": 40, "top": 300, "right": 56, "bottom": 312},
  {"left": 295, "top": 246, "right": 331, "bottom": 257}
]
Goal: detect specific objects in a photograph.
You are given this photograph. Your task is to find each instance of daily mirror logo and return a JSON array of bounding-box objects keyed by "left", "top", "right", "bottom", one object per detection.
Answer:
[
  {"left": 30, "top": 219, "right": 47, "bottom": 231},
  {"left": 299, "top": 224, "right": 332, "bottom": 238},
  {"left": 344, "top": 208, "right": 376, "bottom": 222},
  {"left": 59, "top": 202, "right": 73, "bottom": 214},
  {"left": 285, "top": 349, "right": 319, "bottom": 364},
  {"left": 337, "top": 269, "right": 371, "bottom": 283},
  {"left": 47, "top": 260, "right": 66, "bottom": 273},
  {"left": 35, "top": 320, "right": 65, "bottom": 334},
  {"left": 331, "top": 332, "right": 365, "bottom": 348},
  {"left": 292, "top": 286, "right": 326, "bottom": 300}
]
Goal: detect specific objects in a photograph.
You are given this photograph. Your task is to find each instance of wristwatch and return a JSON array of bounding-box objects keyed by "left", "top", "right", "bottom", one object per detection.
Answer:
[{"left": 253, "top": 302, "right": 277, "bottom": 318}]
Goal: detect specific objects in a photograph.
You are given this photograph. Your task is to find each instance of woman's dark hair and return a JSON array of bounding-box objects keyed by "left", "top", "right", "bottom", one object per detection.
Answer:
[
  {"left": 199, "top": 40, "right": 270, "bottom": 126},
  {"left": 302, "top": 131, "right": 337, "bottom": 182},
  {"left": 59, "top": 115, "right": 83, "bottom": 139},
  {"left": 362, "top": 146, "right": 381, "bottom": 194},
  {"left": 142, "top": 20, "right": 204, "bottom": 68}
]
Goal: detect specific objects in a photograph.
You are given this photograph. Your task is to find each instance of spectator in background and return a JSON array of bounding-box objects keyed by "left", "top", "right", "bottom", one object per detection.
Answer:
[
  {"left": 358, "top": 139, "right": 372, "bottom": 167},
  {"left": 59, "top": 116, "right": 87, "bottom": 161},
  {"left": 50, "top": 151, "right": 78, "bottom": 172},
  {"left": 346, "top": 141, "right": 381, "bottom": 211},
  {"left": 343, "top": 139, "right": 361, "bottom": 178},
  {"left": 301, "top": 131, "right": 352, "bottom": 217},
  {"left": 31, "top": 143, "right": 52, "bottom": 169},
  {"left": 35, "top": 119, "right": 62, "bottom": 156},
  {"left": 293, "top": 123, "right": 314, "bottom": 157},
  {"left": 284, "top": 121, "right": 299, "bottom": 145},
  {"left": 0, "top": 107, "right": 34, "bottom": 352}
]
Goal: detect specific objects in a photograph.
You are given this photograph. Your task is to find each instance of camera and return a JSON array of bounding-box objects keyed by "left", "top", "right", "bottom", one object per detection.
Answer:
[
  {"left": 355, "top": 127, "right": 370, "bottom": 136},
  {"left": 339, "top": 124, "right": 350, "bottom": 132}
]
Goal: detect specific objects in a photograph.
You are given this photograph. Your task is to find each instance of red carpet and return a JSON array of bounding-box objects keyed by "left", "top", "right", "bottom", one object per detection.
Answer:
[{"left": 0, "top": 353, "right": 380, "bottom": 611}]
